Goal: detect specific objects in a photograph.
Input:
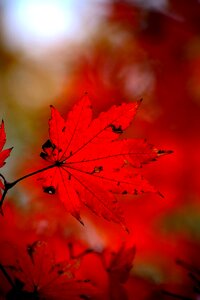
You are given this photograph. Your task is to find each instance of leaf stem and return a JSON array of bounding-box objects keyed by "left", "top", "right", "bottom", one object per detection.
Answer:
[
  {"left": 0, "top": 163, "right": 57, "bottom": 212},
  {"left": 8, "top": 164, "right": 56, "bottom": 188}
]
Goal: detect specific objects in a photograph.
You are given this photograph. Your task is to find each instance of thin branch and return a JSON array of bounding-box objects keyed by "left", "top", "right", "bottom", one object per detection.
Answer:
[
  {"left": 0, "top": 173, "right": 6, "bottom": 184},
  {"left": 9, "top": 163, "right": 57, "bottom": 188},
  {"left": 0, "top": 189, "right": 8, "bottom": 215},
  {"left": 0, "top": 163, "right": 57, "bottom": 212}
]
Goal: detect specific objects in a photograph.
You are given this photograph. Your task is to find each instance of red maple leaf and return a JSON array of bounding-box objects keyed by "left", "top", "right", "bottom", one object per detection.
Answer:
[
  {"left": 0, "top": 120, "right": 12, "bottom": 195},
  {"left": 40, "top": 95, "right": 167, "bottom": 229},
  {"left": 1, "top": 241, "right": 95, "bottom": 300},
  {"left": 0, "top": 120, "right": 12, "bottom": 169}
]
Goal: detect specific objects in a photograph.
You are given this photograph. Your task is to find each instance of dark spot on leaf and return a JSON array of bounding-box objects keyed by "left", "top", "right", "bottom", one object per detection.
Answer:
[
  {"left": 43, "top": 186, "right": 56, "bottom": 194},
  {"left": 112, "top": 199, "right": 117, "bottom": 203},
  {"left": 134, "top": 189, "right": 138, "bottom": 195},
  {"left": 109, "top": 124, "right": 123, "bottom": 134},
  {"left": 157, "top": 149, "right": 165, "bottom": 154},
  {"left": 157, "top": 149, "right": 173, "bottom": 155},
  {"left": 151, "top": 158, "right": 157, "bottom": 161},
  {"left": 68, "top": 173, "right": 71, "bottom": 180},
  {"left": 42, "top": 139, "right": 54, "bottom": 150},
  {"left": 122, "top": 190, "right": 128, "bottom": 195},
  {"left": 27, "top": 241, "right": 41, "bottom": 264},
  {"left": 92, "top": 166, "right": 103, "bottom": 174},
  {"left": 41, "top": 140, "right": 56, "bottom": 160},
  {"left": 57, "top": 269, "right": 64, "bottom": 275},
  {"left": 62, "top": 126, "right": 66, "bottom": 132},
  {"left": 40, "top": 152, "right": 47, "bottom": 160},
  {"left": 117, "top": 182, "right": 120, "bottom": 186}
]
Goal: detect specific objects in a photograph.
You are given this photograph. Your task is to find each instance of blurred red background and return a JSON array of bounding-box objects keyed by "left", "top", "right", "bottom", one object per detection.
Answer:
[{"left": 0, "top": 0, "right": 200, "bottom": 299}]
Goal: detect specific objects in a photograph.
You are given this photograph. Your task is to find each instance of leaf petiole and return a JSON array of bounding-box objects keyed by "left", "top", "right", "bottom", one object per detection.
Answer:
[{"left": 0, "top": 163, "right": 57, "bottom": 213}]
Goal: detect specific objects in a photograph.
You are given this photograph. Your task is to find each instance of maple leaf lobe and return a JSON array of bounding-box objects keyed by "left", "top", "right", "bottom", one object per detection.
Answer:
[{"left": 0, "top": 120, "right": 12, "bottom": 168}]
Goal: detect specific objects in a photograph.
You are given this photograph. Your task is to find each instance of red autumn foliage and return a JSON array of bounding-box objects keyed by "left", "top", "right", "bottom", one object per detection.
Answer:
[
  {"left": 39, "top": 95, "right": 169, "bottom": 229},
  {"left": 0, "top": 121, "right": 12, "bottom": 169},
  {"left": 0, "top": 240, "right": 96, "bottom": 300},
  {"left": 102, "top": 244, "right": 136, "bottom": 300},
  {"left": 0, "top": 121, "right": 12, "bottom": 204},
  {"left": 1, "top": 1, "right": 200, "bottom": 299}
]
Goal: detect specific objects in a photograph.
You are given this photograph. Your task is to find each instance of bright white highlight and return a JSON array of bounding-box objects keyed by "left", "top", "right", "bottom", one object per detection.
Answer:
[
  {"left": 3, "top": 0, "right": 85, "bottom": 49},
  {"left": 2, "top": 0, "right": 108, "bottom": 53},
  {"left": 17, "top": 0, "right": 73, "bottom": 41}
]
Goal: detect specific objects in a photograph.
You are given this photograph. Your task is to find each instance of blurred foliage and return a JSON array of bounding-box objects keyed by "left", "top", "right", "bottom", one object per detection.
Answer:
[{"left": 0, "top": 0, "right": 200, "bottom": 299}]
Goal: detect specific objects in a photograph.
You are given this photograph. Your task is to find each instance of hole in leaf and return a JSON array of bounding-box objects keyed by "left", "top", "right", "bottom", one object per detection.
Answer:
[
  {"left": 92, "top": 166, "right": 103, "bottom": 174},
  {"left": 43, "top": 186, "right": 56, "bottom": 194}
]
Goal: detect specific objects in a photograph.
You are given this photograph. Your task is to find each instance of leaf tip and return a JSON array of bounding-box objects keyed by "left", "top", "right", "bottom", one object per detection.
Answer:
[
  {"left": 0, "top": 120, "right": 5, "bottom": 130},
  {"left": 156, "top": 149, "right": 173, "bottom": 156},
  {"left": 50, "top": 105, "right": 55, "bottom": 111},
  {"left": 73, "top": 213, "right": 85, "bottom": 226}
]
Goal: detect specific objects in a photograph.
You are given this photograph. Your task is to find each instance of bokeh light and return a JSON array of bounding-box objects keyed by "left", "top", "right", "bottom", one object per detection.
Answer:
[{"left": 2, "top": 0, "right": 108, "bottom": 53}]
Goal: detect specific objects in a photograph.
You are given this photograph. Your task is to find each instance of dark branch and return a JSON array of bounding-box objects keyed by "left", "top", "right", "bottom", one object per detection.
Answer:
[{"left": 0, "top": 163, "right": 57, "bottom": 212}]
